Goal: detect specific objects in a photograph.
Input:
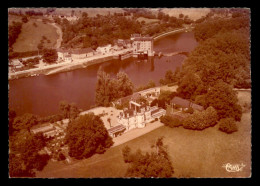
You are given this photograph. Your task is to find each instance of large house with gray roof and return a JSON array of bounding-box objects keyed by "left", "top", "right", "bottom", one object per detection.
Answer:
[{"left": 117, "top": 101, "right": 166, "bottom": 131}]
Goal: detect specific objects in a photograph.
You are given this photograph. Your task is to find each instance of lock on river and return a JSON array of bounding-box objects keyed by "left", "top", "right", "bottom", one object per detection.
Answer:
[{"left": 8, "top": 32, "right": 198, "bottom": 117}]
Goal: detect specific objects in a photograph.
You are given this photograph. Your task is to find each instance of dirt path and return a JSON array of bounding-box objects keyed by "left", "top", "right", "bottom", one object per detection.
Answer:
[{"left": 50, "top": 23, "right": 62, "bottom": 48}]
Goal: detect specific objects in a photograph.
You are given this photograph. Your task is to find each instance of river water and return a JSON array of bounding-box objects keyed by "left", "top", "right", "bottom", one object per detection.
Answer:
[{"left": 8, "top": 32, "right": 198, "bottom": 117}]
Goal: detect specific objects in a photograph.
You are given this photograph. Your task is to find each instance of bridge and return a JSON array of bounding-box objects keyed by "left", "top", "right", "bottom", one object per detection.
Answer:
[{"left": 153, "top": 26, "right": 195, "bottom": 41}]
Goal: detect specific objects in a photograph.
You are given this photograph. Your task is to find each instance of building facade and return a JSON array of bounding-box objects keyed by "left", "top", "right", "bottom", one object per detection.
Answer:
[
  {"left": 117, "top": 101, "right": 166, "bottom": 131},
  {"left": 132, "top": 36, "right": 154, "bottom": 57},
  {"left": 96, "top": 44, "right": 112, "bottom": 55}
]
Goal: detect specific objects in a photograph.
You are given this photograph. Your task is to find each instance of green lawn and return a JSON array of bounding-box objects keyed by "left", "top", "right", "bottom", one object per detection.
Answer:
[
  {"left": 12, "top": 18, "right": 59, "bottom": 52},
  {"left": 36, "top": 110, "right": 251, "bottom": 178}
]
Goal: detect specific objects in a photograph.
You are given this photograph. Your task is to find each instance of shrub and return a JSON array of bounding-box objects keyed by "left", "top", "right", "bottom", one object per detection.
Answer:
[
  {"left": 160, "top": 115, "right": 182, "bottom": 128},
  {"left": 182, "top": 106, "right": 218, "bottom": 130},
  {"left": 58, "top": 152, "right": 66, "bottom": 161},
  {"left": 218, "top": 118, "right": 238, "bottom": 134}
]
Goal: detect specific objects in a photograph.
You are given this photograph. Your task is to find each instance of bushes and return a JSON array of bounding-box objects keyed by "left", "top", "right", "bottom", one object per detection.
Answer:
[
  {"left": 160, "top": 115, "right": 182, "bottom": 128},
  {"left": 218, "top": 118, "right": 238, "bottom": 134},
  {"left": 182, "top": 106, "right": 218, "bottom": 130}
]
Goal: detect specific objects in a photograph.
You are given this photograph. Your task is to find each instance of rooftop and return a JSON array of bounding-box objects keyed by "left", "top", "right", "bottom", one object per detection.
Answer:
[
  {"left": 171, "top": 96, "right": 191, "bottom": 108},
  {"left": 171, "top": 96, "right": 204, "bottom": 111},
  {"left": 107, "top": 124, "right": 126, "bottom": 134},
  {"left": 133, "top": 37, "right": 153, "bottom": 41}
]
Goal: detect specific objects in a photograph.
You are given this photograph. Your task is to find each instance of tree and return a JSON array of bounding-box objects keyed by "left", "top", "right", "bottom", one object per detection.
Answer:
[
  {"left": 95, "top": 69, "right": 111, "bottom": 106},
  {"left": 107, "top": 117, "right": 111, "bottom": 128},
  {"left": 22, "top": 16, "right": 28, "bottom": 23},
  {"left": 65, "top": 113, "right": 113, "bottom": 159},
  {"left": 9, "top": 130, "right": 49, "bottom": 177},
  {"left": 42, "top": 49, "right": 58, "bottom": 64},
  {"left": 116, "top": 71, "right": 134, "bottom": 98},
  {"left": 158, "top": 91, "right": 176, "bottom": 109},
  {"left": 122, "top": 137, "right": 174, "bottom": 177},
  {"left": 218, "top": 117, "right": 238, "bottom": 134},
  {"left": 182, "top": 106, "right": 218, "bottom": 130},
  {"left": 205, "top": 80, "right": 242, "bottom": 121},
  {"left": 95, "top": 70, "right": 134, "bottom": 106},
  {"left": 59, "top": 101, "right": 80, "bottom": 119},
  {"left": 177, "top": 72, "right": 206, "bottom": 100},
  {"left": 12, "top": 113, "right": 38, "bottom": 132}
]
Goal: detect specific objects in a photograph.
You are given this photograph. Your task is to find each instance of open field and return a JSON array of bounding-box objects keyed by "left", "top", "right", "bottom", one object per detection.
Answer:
[
  {"left": 161, "top": 8, "right": 211, "bottom": 21},
  {"left": 12, "top": 18, "right": 59, "bottom": 52},
  {"left": 36, "top": 89, "right": 251, "bottom": 178},
  {"left": 136, "top": 17, "right": 160, "bottom": 24}
]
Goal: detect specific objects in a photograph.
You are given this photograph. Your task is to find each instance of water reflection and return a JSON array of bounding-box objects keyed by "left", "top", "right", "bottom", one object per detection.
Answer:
[{"left": 9, "top": 32, "right": 198, "bottom": 116}]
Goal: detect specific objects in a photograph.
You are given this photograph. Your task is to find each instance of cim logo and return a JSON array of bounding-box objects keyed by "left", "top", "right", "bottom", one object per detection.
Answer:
[{"left": 222, "top": 163, "right": 246, "bottom": 172}]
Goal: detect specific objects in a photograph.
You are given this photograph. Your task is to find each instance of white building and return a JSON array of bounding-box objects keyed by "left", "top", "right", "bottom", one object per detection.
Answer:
[
  {"left": 117, "top": 101, "right": 166, "bottom": 131},
  {"left": 138, "top": 87, "right": 161, "bottom": 98},
  {"left": 132, "top": 36, "right": 154, "bottom": 57},
  {"left": 96, "top": 44, "right": 112, "bottom": 55},
  {"left": 71, "top": 48, "right": 94, "bottom": 59}
]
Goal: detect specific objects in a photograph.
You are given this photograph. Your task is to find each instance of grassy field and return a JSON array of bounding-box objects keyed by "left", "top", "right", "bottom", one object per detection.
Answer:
[
  {"left": 36, "top": 90, "right": 251, "bottom": 178},
  {"left": 11, "top": 17, "right": 59, "bottom": 52},
  {"left": 161, "top": 8, "right": 211, "bottom": 21},
  {"left": 136, "top": 17, "right": 160, "bottom": 24}
]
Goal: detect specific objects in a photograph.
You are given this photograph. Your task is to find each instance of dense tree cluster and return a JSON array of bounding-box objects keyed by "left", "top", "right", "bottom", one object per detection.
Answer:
[
  {"left": 160, "top": 115, "right": 182, "bottom": 128},
  {"left": 42, "top": 49, "right": 58, "bottom": 63},
  {"left": 9, "top": 111, "right": 50, "bottom": 177},
  {"left": 8, "top": 21, "right": 22, "bottom": 50},
  {"left": 65, "top": 113, "right": 113, "bottom": 159},
  {"left": 204, "top": 80, "right": 242, "bottom": 121},
  {"left": 59, "top": 101, "right": 80, "bottom": 120},
  {"left": 182, "top": 106, "right": 218, "bottom": 130},
  {"left": 194, "top": 10, "right": 250, "bottom": 43},
  {"left": 95, "top": 70, "right": 134, "bottom": 106},
  {"left": 122, "top": 137, "right": 174, "bottom": 177},
  {"left": 172, "top": 10, "right": 249, "bottom": 130},
  {"left": 60, "top": 14, "right": 142, "bottom": 49},
  {"left": 218, "top": 117, "right": 238, "bottom": 134}
]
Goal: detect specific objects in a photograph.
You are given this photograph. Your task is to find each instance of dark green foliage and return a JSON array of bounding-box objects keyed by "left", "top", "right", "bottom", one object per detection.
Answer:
[
  {"left": 8, "top": 21, "right": 22, "bottom": 49},
  {"left": 194, "top": 11, "right": 250, "bottom": 42},
  {"left": 12, "top": 113, "right": 38, "bottom": 131},
  {"left": 218, "top": 118, "right": 238, "bottom": 134},
  {"left": 65, "top": 113, "right": 114, "bottom": 159},
  {"left": 22, "top": 16, "right": 28, "bottom": 23},
  {"left": 58, "top": 152, "right": 66, "bottom": 161},
  {"left": 205, "top": 80, "right": 242, "bottom": 121},
  {"left": 42, "top": 49, "right": 58, "bottom": 64},
  {"left": 182, "top": 106, "right": 218, "bottom": 130},
  {"left": 59, "top": 101, "right": 80, "bottom": 119},
  {"left": 183, "top": 15, "right": 250, "bottom": 89},
  {"left": 9, "top": 131, "right": 49, "bottom": 177},
  {"left": 177, "top": 72, "right": 207, "bottom": 100},
  {"left": 150, "top": 99, "right": 158, "bottom": 107},
  {"left": 95, "top": 70, "right": 134, "bottom": 107},
  {"left": 160, "top": 115, "right": 182, "bottom": 128},
  {"left": 122, "top": 137, "right": 174, "bottom": 177},
  {"left": 158, "top": 91, "right": 176, "bottom": 109}
]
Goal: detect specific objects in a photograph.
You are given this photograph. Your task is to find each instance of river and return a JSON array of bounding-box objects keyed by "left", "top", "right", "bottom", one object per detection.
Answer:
[{"left": 8, "top": 32, "right": 198, "bottom": 117}]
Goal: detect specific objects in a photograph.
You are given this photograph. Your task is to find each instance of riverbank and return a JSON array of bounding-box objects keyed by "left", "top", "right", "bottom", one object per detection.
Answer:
[{"left": 8, "top": 48, "right": 132, "bottom": 80}]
